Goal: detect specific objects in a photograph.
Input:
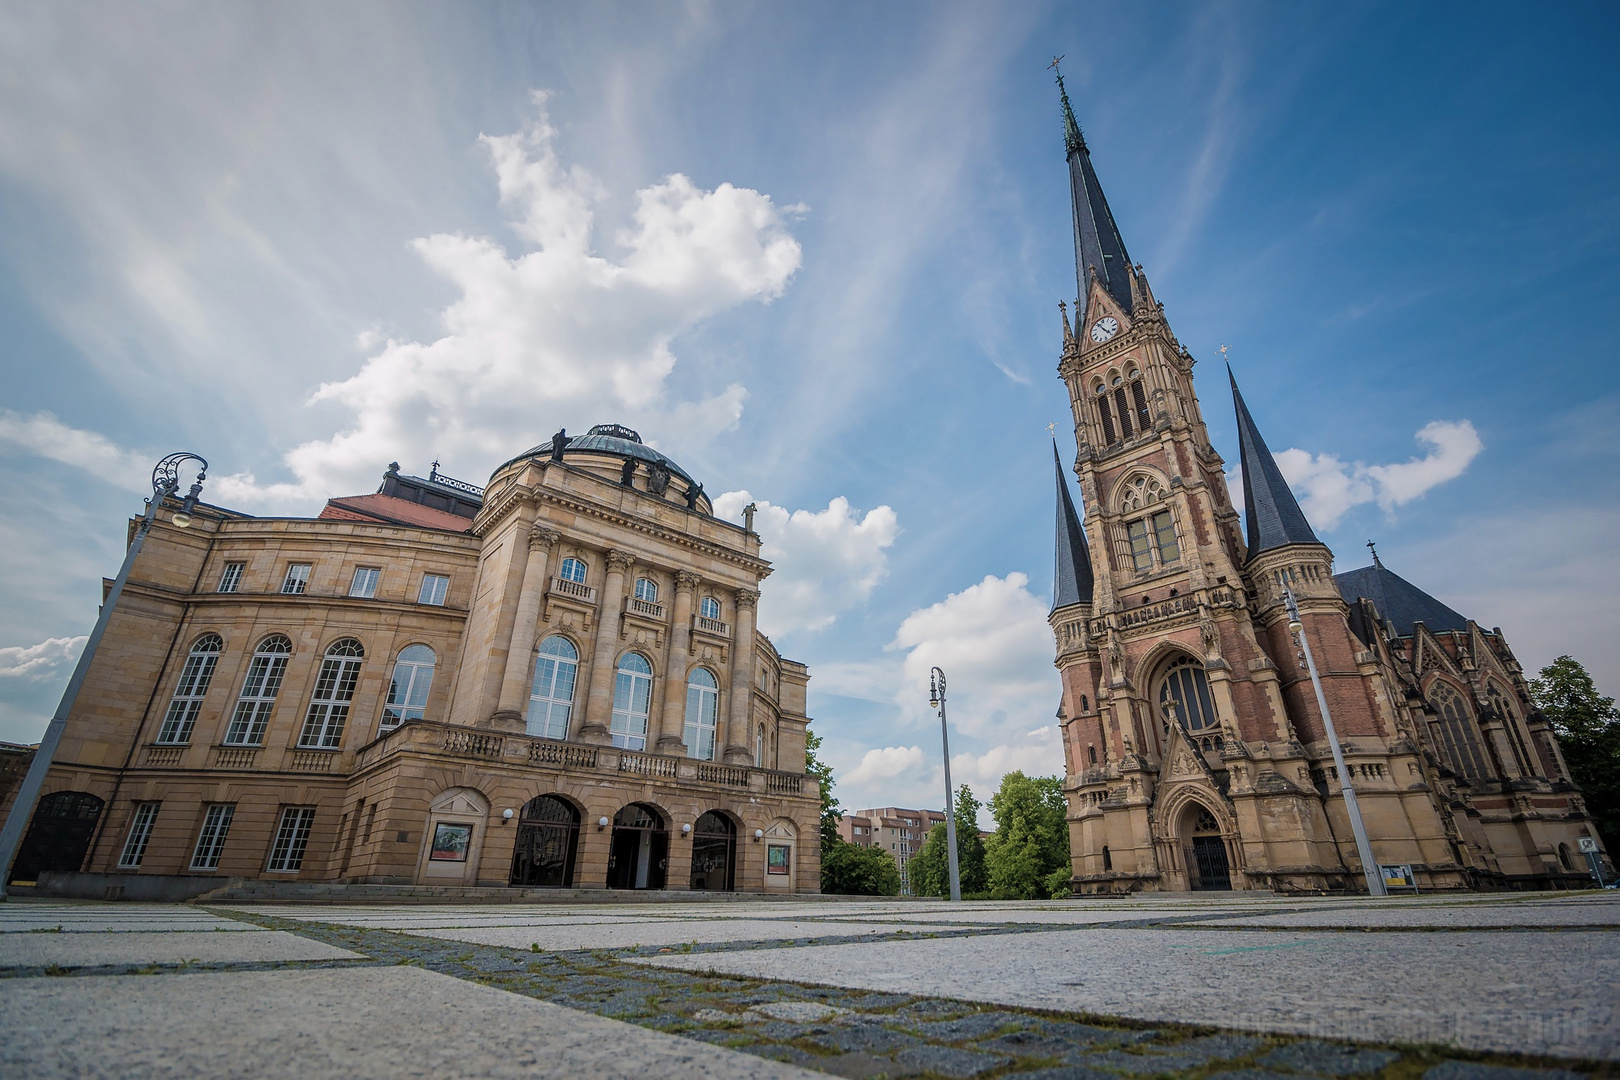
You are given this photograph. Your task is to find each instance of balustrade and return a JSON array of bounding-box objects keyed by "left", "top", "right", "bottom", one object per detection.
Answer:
[
  {"left": 142, "top": 745, "right": 185, "bottom": 767},
  {"left": 211, "top": 747, "right": 259, "bottom": 769},
  {"left": 549, "top": 576, "right": 596, "bottom": 602}
]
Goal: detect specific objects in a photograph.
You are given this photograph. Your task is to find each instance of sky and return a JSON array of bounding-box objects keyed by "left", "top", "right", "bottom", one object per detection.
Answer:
[{"left": 2, "top": 2, "right": 1618, "bottom": 826}]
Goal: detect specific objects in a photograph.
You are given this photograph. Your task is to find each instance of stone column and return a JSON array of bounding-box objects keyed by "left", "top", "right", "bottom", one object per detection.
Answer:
[
  {"left": 721, "top": 588, "right": 759, "bottom": 765},
  {"left": 578, "top": 550, "right": 632, "bottom": 744},
  {"left": 489, "top": 527, "right": 559, "bottom": 731},
  {"left": 656, "top": 571, "right": 700, "bottom": 755}
]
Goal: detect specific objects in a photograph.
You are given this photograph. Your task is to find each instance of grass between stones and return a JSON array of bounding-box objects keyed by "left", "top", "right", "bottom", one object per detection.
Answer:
[{"left": 194, "top": 909, "right": 1607, "bottom": 1080}]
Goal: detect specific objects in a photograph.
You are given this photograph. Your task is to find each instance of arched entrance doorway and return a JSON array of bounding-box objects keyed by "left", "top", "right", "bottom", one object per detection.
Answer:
[
  {"left": 509, "top": 795, "right": 580, "bottom": 888},
  {"left": 1183, "top": 804, "right": 1232, "bottom": 891},
  {"left": 689, "top": 811, "right": 735, "bottom": 891},
  {"left": 606, "top": 803, "right": 668, "bottom": 890},
  {"left": 10, "top": 791, "right": 103, "bottom": 884}
]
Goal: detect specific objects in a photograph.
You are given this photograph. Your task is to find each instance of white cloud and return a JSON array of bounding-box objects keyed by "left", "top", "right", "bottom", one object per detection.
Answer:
[
  {"left": 949, "top": 725, "right": 1064, "bottom": 794},
  {"left": 844, "top": 744, "right": 927, "bottom": 789},
  {"left": 7, "top": 94, "right": 802, "bottom": 512},
  {"left": 1233, "top": 419, "right": 1484, "bottom": 531},
  {"left": 888, "top": 572, "right": 1056, "bottom": 738},
  {"left": 713, "top": 490, "right": 898, "bottom": 637},
  {"left": 0, "top": 412, "right": 150, "bottom": 493},
  {"left": 0, "top": 636, "right": 87, "bottom": 680}
]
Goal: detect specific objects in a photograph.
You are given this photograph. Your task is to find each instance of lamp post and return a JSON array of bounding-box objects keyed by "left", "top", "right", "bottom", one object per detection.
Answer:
[
  {"left": 928, "top": 666, "right": 961, "bottom": 902},
  {"left": 0, "top": 453, "right": 208, "bottom": 899},
  {"left": 1283, "top": 585, "right": 1386, "bottom": 897}
]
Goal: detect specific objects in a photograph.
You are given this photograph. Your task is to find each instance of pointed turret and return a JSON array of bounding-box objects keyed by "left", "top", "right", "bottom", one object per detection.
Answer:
[
  {"left": 1229, "top": 368, "right": 1319, "bottom": 558},
  {"left": 1056, "top": 68, "right": 1133, "bottom": 317},
  {"left": 1052, "top": 442, "right": 1095, "bottom": 609}
]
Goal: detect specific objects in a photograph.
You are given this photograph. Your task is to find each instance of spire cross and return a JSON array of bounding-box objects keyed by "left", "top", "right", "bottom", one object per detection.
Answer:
[
  {"left": 1048, "top": 55, "right": 1064, "bottom": 73},
  {"left": 1047, "top": 422, "right": 1057, "bottom": 437},
  {"left": 1218, "top": 343, "right": 1231, "bottom": 362},
  {"left": 1367, "top": 539, "right": 1381, "bottom": 566}
]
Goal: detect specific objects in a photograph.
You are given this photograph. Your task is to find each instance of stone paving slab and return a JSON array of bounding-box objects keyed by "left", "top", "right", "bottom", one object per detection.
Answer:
[
  {"left": 638, "top": 925, "right": 1620, "bottom": 1060},
  {"left": 0, "top": 965, "right": 823, "bottom": 1079},
  {"left": 401, "top": 918, "right": 977, "bottom": 951},
  {"left": 0, "top": 928, "right": 361, "bottom": 967},
  {"left": 1181, "top": 898, "right": 1620, "bottom": 930},
  {"left": 1, "top": 902, "right": 259, "bottom": 932}
]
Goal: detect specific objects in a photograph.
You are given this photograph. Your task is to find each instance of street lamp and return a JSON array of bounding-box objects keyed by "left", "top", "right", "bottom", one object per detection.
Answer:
[
  {"left": 928, "top": 666, "right": 962, "bottom": 902},
  {"left": 1282, "top": 585, "right": 1386, "bottom": 897},
  {"left": 0, "top": 452, "right": 208, "bottom": 898}
]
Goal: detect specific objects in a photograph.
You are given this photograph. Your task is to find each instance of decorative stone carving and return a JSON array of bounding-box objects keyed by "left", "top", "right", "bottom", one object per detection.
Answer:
[
  {"left": 606, "top": 550, "right": 634, "bottom": 574},
  {"left": 735, "top": 588, "right": 759, "bottom": 610},
  {"left": 530, "top": 526, "right": 561, "bottom": 551},
  {"left": 647, "top": 461, "right": 671, "bottom": 495},
  {"left": 674, "top": 571, "right": 702, "bottom": 593}
]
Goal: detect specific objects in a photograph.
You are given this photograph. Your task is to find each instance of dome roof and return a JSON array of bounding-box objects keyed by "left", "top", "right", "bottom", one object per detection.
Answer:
[{"left": 500, "top": 424, "right": 695, "bottom": 486}]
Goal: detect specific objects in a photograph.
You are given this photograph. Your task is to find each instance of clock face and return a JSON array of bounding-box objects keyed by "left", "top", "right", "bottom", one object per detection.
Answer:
[{"left": 1090, "top": 316, "right": 1119, "bottom": 343}]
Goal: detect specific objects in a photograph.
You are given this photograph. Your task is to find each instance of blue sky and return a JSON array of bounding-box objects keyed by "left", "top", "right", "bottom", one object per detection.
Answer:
[{"left": 2, "top": 2, "right": 1617, "bottom": 820}]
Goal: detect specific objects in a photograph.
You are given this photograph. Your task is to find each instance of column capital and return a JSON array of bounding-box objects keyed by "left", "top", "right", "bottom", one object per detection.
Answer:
[
  {"left": 735, "top": 588, "right": 760, "bottom": 610},
  {"left": 529, "top": 526, "right": 561, "bottom": 551},
  {"left": 674, "top": 571, "right": 703, "bottom": 592},
  {"left": 606, "top": 550, "right": 635, "bottom": 574}
]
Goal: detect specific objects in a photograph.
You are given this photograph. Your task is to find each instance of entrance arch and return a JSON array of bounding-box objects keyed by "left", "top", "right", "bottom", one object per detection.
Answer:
[
  {"left": 689, "top": 811, "right": 736, "bottom": 891},
  {"left": 510, "top": 795, "right": 581, "bottom": 888},
  {"left": 1182, "top": 803, "right": 1232, "bottom": 891},
  {"left": 10, "top": 791, "right": 103, "bottom": 884},
  {"left": 606, "top": 803, "right": 669, "bottom": 890}
]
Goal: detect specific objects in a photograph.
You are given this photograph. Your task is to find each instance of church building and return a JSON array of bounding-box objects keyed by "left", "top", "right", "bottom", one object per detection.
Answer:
[
  {"left": 1046, "top": 73, "right": 1608, "bottom": 893},
  {"left": 5, "top": 426, "right": 817, "bottom": 898}
]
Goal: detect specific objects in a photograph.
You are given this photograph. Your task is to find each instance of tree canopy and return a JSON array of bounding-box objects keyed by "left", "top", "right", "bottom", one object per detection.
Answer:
[
  {"left": 820, "top": 841, "right": 901, "bottom": 896},
  {"left": 1531, "top": 655, "right": 1620, "bottom": 856},
  {"left": 985, "top": 771, "right": 1072, "bottom": 899},
  {"left": 908, "top": 785, "right": 988, "bottom": 898}
]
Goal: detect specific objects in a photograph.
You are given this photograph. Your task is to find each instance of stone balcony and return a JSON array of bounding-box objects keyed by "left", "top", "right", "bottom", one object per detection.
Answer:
[{"left": 355, "top": 721, "right": 807, "bottom": 796}]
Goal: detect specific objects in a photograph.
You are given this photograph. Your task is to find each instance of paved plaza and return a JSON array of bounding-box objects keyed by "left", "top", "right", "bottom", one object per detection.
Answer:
[{"left": 1, "top": 892, "right": 1615, "bottom": 1078}]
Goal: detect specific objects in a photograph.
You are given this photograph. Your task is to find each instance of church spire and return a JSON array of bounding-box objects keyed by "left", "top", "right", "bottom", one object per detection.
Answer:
[
  {"left": 1052, "top": 441, "right": 1095, "bottom": 609},
  {"left": 1053, "top": 61, "right": 1133, "bottom": 317},
  {"left": 1229, "top": 367, "right": 1319, "bottom": 558}
]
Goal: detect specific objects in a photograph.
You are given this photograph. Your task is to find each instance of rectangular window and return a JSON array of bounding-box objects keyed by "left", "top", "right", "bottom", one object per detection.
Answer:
[
  {"left": 1152, "top": 510, "right": 1179, "bottom": 564},
  {"left": 190, "top": 804, "right": 236, "bottom": 870},
  {"left": 418, "top": 573, "right": 449, "bottom": 606},
  {"left": 299, "top": 655, "right": 363, "bottom": 748},
  {"left": 265, "top": 807, "right": 317, "bottom": 873},
  {"left": 1126, "top": 519, "right": 1153, "bottom": 572},
  {"left": 281, "top": 563, "right": 311, "bottom": 594},
  {"left": 118, "top": 803, "right": 161, "bottom": 868},
  {"left": 217, "top": 562, "right": 245, "bottom": 593},
  {"left": 348, "top": 566, "right": 381, "bottom": 598}
]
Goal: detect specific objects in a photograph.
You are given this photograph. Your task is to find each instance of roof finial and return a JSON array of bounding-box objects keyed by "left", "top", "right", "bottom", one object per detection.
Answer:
[
  {"left": 1367, "top": 539, "right": 1381, "bottom": 566},
  {"left": 429, "top": 459, "right": 440, "bottom": 480},
  {"left": 1050, "top": 55, "right": 1086, "bottom": 154}
]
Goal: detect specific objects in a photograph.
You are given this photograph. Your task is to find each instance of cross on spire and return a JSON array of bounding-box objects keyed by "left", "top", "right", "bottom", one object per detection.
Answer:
[
  {"left": 1218, "top": 343, "right": 1231, "bottom": 362},
  {"left": 1367, "top": 539, "right": 1381, "bottom": 566}
]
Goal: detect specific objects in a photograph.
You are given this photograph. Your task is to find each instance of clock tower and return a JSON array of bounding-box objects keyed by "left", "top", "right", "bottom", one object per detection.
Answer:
[{"left": 1047, "top": 69, "right": 1469, "bottom": 893}]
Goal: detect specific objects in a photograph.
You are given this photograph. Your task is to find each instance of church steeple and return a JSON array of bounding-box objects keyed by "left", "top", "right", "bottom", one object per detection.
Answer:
[
  {"left": 1229, "top": 367, "right": 1319, "bottom": 558},
  {"left": 1052, "top": 442, "right": 1095, "bottom": 609},
  {"left": 1055, "top": 64, "right": 1133, "bottom": 317}
]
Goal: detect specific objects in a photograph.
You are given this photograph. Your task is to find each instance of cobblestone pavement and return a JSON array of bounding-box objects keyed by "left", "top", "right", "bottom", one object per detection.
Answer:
[{"left": 2, "top": 895, "right": 1615, "bottom": 1079}]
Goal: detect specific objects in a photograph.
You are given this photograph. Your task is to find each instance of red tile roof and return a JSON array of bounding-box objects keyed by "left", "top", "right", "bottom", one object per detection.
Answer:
[{"left": 318, "top": 494, "right": 474, "bottom": 533}]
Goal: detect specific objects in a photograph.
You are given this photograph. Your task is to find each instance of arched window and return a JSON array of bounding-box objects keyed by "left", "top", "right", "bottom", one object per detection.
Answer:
[
  {"left": 528, "top": 636, "right": 578, "bottom": 740},
  {"left": 298, "top": 638, "right": 364, "bottom": 749},
  {"left": 755, "top": 725, "right": 766, "bottom": 768},
  {"left": 156, "top": 633, "right": 223, "bottom": 744},
  {"left": 224, "top": 635, "right": 292, "bottom": 745},
  {"left": 381, "top": 645, "right": 435, "bottom": 734},
  {"left": 1160, "top": 656, "right": 1219, "bottom": 733},
  {"left": 1112, "top": 374, "right": 1134, "bottom": 440},
  {"left": 1126, "top": 365, "right": 1151, "bottom": 431},
  {"left": 1488, "top": 686, "right": 1535, "bottom": 777},
  {"left": 683, "top": 668, "right": 719, "bottom": 760},
  {"left": 1119, "top": 475, "right": 1166, "bottom": 512},
  {"left": 559, "top": 557, "right": 587, "bottom": 584},
  {"left": 1119, "top": 475, "right": 1179, "bottom": 574},
  {"left": 1094, "top": 382, "right": 1116, "bottom": 444},
  {"left": 610, "top": 652, "right": 653, "bottom": 751},
  {"left": 700, "top": 596, "right": 721, "bottom": 621},
  {"left": 1429, "top": 683, "right": 1488, "bottom": 779},
  {"left": 634, "top": 577, "right": 658, "bottom": 603}
]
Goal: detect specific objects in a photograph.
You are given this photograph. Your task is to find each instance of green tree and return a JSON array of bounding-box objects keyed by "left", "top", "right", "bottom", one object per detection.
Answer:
[
  {"left": 820, "top": 842, "right": 901, "bottom": 896},
  {"left": 1531, "top": 655, "right": 1620, "bottom": 856},
  {"left": 985, "top": 771, "right": 1072, "bottom": 899},
  {"left": 907, "top": 785, "right": 988, "bottom": 897},
  {"left": 805, "top": 728, "right": 842, "bottom": 852}
]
